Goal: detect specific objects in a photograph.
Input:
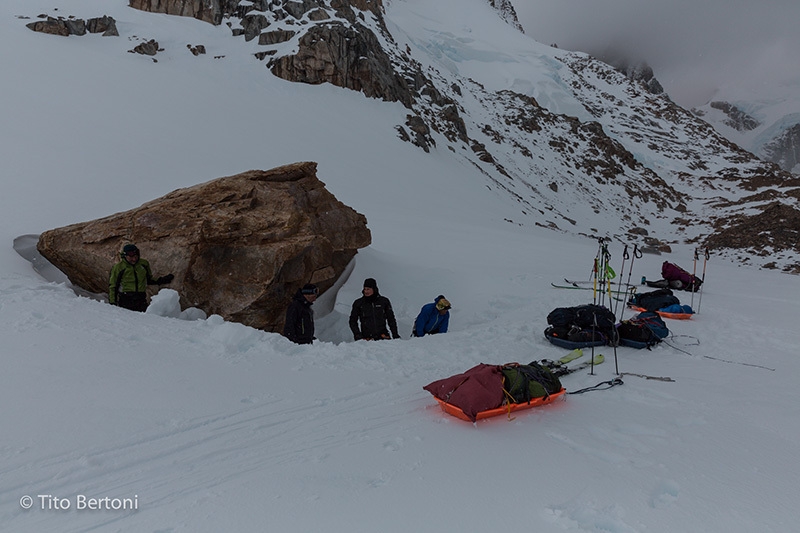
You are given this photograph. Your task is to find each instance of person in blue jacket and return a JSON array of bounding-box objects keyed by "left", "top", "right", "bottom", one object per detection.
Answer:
[{"left": 413, "top": 295, "right": 451, "bottom": 337}]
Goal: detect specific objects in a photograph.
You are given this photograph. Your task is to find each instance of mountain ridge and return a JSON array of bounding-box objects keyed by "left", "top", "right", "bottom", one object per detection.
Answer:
[{"left": 24, "top": 0, "right": 800, "bottom": 272}]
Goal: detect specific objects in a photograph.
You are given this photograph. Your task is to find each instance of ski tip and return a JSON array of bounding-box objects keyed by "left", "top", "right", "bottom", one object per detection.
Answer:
[{"left": 557, "top": 348, "right": 585, "bottom": 364}]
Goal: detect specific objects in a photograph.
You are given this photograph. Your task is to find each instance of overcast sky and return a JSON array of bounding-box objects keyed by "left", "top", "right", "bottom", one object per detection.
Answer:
[{"left": 514, "top": 0, "right": 800, "bottom": 107}]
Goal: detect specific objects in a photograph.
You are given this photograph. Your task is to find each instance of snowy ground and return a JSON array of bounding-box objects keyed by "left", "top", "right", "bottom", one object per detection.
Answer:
[{"left": 2, "top": 1, "right": 800, "bottom": 532}]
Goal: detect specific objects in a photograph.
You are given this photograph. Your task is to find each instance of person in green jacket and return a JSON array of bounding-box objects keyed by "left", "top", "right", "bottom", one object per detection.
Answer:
[{"left": 109, "top": 244, "right": 174, "bottom": 312}]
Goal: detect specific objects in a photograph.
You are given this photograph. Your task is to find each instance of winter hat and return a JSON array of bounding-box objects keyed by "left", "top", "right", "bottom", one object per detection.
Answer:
[
  {"left": 436, "top": 297, "right": 451, "bottom": 311},
  {"left": 301, "top": 283, "right": 318, "bottom": 295},
  {"left": 363, "top": 278, "right": 378, "bottom": 290},
  {"left": 122, "top": 244, "right": 139, "bottom": 255}
]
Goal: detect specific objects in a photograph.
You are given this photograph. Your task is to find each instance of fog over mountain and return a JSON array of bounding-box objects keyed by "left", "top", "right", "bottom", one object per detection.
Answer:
[{"left": 514, "top": 0, "right": 800, "bottom": 108}]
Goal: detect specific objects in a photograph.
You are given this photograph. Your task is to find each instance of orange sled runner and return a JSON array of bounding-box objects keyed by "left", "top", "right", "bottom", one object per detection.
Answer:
[
  {"left": 432, "top": 389, "right": 567, "bottom": 422},
  {"left": 629, "top": 305, "right": 692, "bottom": 320}
]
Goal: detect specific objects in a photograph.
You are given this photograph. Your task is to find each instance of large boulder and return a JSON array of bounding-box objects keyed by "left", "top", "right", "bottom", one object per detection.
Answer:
[{"left": 37, "top": 162, "right": 371, "bottom": 331}]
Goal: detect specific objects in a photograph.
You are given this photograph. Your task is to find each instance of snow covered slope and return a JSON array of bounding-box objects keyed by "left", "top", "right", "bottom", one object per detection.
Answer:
[
  {"left": 2, "top": 1, "right": 800, "bottom": 532},
  {"left": 22, "top": 0, "right": 795, "bottom": 268}
]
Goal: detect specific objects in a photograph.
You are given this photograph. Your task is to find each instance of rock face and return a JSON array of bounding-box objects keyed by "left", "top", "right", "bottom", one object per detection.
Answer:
[
  {"left": 37, "top": 162, "right": 371, "bottom": 331},
  {"left": 26, "top": 15, "right": 118, "bottom": 36},
  {"left": 709, "top": 101, "right": 760, "bottom": 132},
  {"left": 268, "top": 21, "right": 414, "bottom": 107},
  {"left": 760, "top": 123, "right": 800, "bottom": 174},
  {"left": 487, "top": 0, "right": 524, "bottom": 32},
  {"left": 128, "top": 0, "right": 238, "bottom": 25}
]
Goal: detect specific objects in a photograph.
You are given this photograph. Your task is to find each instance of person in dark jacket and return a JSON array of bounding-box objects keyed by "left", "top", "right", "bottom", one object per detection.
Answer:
[
  {"left": 349, "top": 278, "right": 400, "bottom": 341},
  {"left": 413, "top": 295, "right": 451, "bottom": 337},
  {"left": 108, "top": 244, "right": 174, "bottom": 312},
  {"left": 283, "top": 283, "right": 318, "bottom": 345}
]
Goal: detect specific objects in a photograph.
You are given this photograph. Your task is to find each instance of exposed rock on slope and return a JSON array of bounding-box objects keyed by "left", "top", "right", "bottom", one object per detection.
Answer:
[
  {"left": 37, "top": 162, "right": 371, "bottom": 331},
  {"left": 709, "top": 101, "right": 760, "bottom": 132},
  {"left": 268, "top": 21, "right": 414, "bottom": 107},
  {"left": 26, "top": 14, "right": 118, "bottom": 36}
]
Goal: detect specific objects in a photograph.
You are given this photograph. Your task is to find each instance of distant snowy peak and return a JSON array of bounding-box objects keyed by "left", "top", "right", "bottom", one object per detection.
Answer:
[
  {"left": 692, "top": 82, "right": 800, "bottom": 177},
  {"left": 486, "top": 0, "right": 523, "bottom": 32},
  {"left": 699, "top": 98, "right": 800, "bottom": 173},
  {"left": 761, "top": 124, "right": 800, "bottom": 174}
]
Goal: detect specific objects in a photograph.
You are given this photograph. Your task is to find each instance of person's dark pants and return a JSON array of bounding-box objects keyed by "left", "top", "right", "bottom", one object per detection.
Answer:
[{"left": 118, "top": 292, "right": 148, "bottom": 312}]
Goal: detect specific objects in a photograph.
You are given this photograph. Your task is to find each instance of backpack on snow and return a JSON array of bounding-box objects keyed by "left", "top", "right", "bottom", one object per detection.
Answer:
[
  {"left": 628, "top": 288, "right": 680, "bottom": 312},
  {"left": 501, "top": 362, "right": 562, "bottom": 404},
  {"left": 617, "top": 311, "right": 669, "bottom": 347},
  {"left": 546, "top": 304, "right": 616, "bottom": 345},
  {"left": 547, "top": 304, "right": 615, "bottom": 332},
  {"left": 661, "top": 261, "right": 702, "bottom": 292}
]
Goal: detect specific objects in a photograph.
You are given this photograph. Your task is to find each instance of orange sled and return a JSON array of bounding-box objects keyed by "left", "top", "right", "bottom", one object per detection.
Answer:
[
  {"left": 432, "top": 388, "right": 567, "bottom": 422},
  {"left": 630, "top": 305, "right": 692, "bottom": 320}
]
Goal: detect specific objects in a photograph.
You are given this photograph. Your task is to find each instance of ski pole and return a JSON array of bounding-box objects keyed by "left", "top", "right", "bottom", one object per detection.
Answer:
[
  {"left": 626, "top": 244, "right": 641, "bottom": 286},
  {"left": 590, "top": 313, "right": 597, "bottom": 375},
  {"left": 612, "top": 245, "right": 629, "bottom": 320},
  {"left": 590, "top": 237, "right": 605, "bottom": 281},
  {"left": 623, "top": 244, "right": 641, "bottom": 309},
  {"left": 603, "top": 246, "right": 614, "bottom": 308},
  {"left": 591, "top": 237, "right": 608, "bottom": 304},
  {"left": 594, "top": 238, "right": 613, "bottom": 305},
  {"left": 690, "top": 248, "right": 699, "bottom": 309},
  {"left": 697, "top": 248, "right": 710, "bottom": 313},
  {"left": 597, "top": 247, "right": 606, "bottom": 307}
]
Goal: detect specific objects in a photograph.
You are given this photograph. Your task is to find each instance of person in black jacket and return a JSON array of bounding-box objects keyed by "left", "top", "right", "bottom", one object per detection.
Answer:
[
  {"left": 349, "top": 278, "right": 400, "bottom": 341},
  {"left": 283, "top": 283, "right": 318, "bottom": 344}
]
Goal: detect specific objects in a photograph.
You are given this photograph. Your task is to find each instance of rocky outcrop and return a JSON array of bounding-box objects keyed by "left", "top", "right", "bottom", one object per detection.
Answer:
[
  {"left": 706, "top": 202, "right": 800, "bottom": 273},
  {"left": 128, "top": 0, "right": 381, "bottom": 25},
  {"left": 613, "top": 61, "right": 664, "bottom": 95},
  {"left": 268, "top": 21, "right": 414, "bottom": 107},
  {"left": 37, "top": 162, "right": 371, "bottom": 331},
  {"left": 709, "top": 101, "right": 760, "bottom": 132},
  {"left": 128, "top": 0, "right": 239, "bottom": 26},
  {"left": 127, "top": 0, "right": 410, "bottom": 104},
  {"left": 130, "top": 39, "right": 161, "bottom": 56},
  {"left": 26, "top": 15, "right": 118, "bottom": 36},
  {"left": 487, "top": 0, "right": 523, "bottom": 32}
]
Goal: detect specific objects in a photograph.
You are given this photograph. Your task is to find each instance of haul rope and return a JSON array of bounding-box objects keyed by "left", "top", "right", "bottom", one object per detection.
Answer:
[
  {"left": 620, "top": 372, "right": 675, "bottom": 382},
  {"left": 664, "top": 336, "right": 775, "bottom": 371},
  {"left": 567, "top": 377, "right": 624, "bottom": 394}
]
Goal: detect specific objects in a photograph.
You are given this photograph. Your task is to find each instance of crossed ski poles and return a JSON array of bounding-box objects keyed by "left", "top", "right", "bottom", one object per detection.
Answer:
[
  {"left": 588, "top": 237, "right": 621, "bottom": 375},
  {"left": 588, "top": 239, "right": 643, "bottom": 376},
  {"left": 609, "top": 243, "right": 640, "bottom": 376},
  {"left": 591, "top": 237, "right": 615, "bottom": 308}
]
